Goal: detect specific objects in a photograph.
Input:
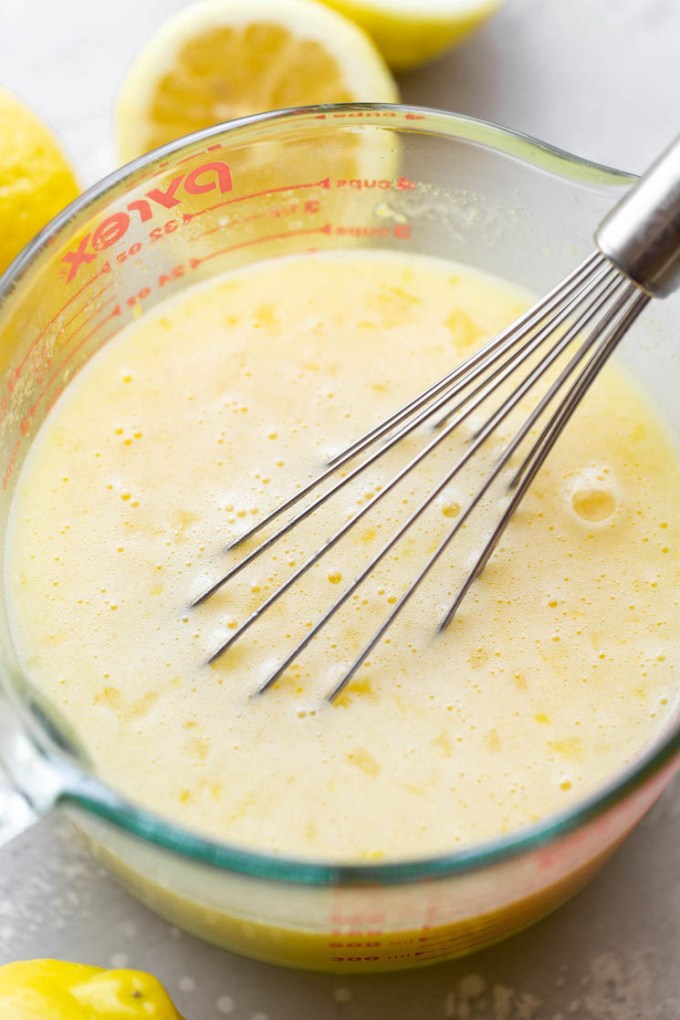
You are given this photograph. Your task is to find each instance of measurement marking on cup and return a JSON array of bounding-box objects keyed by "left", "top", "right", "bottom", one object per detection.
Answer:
[
  {"left": 7, "top": 263, "right": 113, "bottom": 393},
  {"left": 60, "top": 281, "right": 115, "bottom": 333},
  {"left": 1, "top": 284, "right": 116, "bottom": 425},
  {"left": 55, "top": 294, "right": 118, "bottom": 353},
  {"left": 20, "top": 282, "right": 117, "bottom": 387},
  {"left": 411, "top": 934, "right": 460, "bottom": 950},
  {"left": 189, "top": 198, "right": 322, "bottom": 243},
  {"left": 330, "top": 956, "right": 381, "bottom": 963},
  {"left": 182, "top": 177, "right": 331, "bottom": 223},
  {"left": 60, "top": 160, "right": 234, "bottom": 282},
  {"left": 407, "top": 902, "right": 561, "bottom": 960},
  {"left": 2, "top": 303, "right": 122, "bottom": 489},
  {"left": 414, "top": 951, "right": 459, "bottom": 961},
  {"left": 182, "top": 176, "right": 416, "bottom": 228},
  {"left": 189, "top": 225, "right": 332, "bottom": 268},
  {"left": 26, "top": 302, "right": 121, "bottom": 417},
  {"left": 312, "top": 109, "right": 425, "bottom": 122},
  {"left": 333, "top": 224, "right": 412, "bottom": 240},
  {"left": 329, "top": 941, "right": 383, "bottom": 948}
]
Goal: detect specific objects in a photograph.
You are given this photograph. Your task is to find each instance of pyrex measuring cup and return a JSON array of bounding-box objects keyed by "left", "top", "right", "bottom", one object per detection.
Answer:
[{"left": 1, "top": 104, "right": 679, "bottom": 973}]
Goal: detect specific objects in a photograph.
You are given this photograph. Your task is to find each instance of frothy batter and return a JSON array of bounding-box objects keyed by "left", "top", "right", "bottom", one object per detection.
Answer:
[{"left": 6, "top": 251, "right": 680, "bottom": 861}]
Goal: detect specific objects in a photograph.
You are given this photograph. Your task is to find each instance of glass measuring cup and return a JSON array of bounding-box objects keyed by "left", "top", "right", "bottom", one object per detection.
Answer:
[{"left": 0, "top": 104, "right": 679, "bottom": 973}]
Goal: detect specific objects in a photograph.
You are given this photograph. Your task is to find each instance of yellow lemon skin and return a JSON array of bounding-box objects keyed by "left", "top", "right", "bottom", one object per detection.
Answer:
[
  {"left": 0, "top": 960, "right": 184, "bottom": 1019},
  {"left": 321, "top": 0, "right": 503, "bottom": 70},
  {"left": 0, "top": 88, "right": 79, "bottom": 275}
]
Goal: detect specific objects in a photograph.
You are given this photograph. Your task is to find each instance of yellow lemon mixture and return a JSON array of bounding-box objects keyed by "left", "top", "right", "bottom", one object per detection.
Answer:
[{"left": 6, "top": 251, "right": 680, "bottom": 862}]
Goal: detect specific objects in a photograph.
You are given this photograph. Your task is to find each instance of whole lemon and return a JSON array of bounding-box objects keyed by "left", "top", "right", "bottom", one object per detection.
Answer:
[
  {"left": 320, "top": 0, "right": 502, "bottom": 70},
  {"left": 0, "top": 88, "right": 79, "bottom": 275},
  {"left": 0, "top": 959, "right": 184, "bottom": 1018}
]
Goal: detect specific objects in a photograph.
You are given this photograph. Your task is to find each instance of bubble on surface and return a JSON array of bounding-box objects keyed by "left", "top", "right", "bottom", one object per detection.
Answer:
[{"left": 568, "top": 466, "right": 619, "bottom": 523}]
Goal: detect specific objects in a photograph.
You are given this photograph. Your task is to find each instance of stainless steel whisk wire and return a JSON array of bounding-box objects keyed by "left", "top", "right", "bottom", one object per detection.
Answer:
[{"left": 194, "top": 135, "right": 680, "bottom": 701}]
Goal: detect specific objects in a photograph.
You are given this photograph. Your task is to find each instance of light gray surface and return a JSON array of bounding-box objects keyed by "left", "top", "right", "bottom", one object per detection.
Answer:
[
  {"left": 1, "top": 795, "right": 679, "bottom": 1019},
  {"left": 1, "top": 0, "right": 680, "bottom": 1016},
  {"left": 2, "top": 0, "right": 680, "bottom": 182}
]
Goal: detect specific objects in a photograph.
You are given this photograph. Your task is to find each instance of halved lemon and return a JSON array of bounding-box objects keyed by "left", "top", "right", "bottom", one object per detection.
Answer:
[
  {"left": 116, "top": 0, "right": 399, "bottom": 165},
  {"left": 321, "top": 0, "right": 503, "bottom": 70}
]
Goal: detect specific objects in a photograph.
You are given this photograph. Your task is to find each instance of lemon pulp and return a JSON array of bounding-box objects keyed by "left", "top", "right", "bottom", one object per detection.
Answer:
[{"left": 116, "top": 0, "right": 398, "bottom": 164}]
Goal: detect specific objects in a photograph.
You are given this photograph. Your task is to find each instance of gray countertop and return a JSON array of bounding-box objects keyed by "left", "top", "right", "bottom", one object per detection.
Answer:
[
  {"left": 1, "top": 0, "right": 680, "bottom": 1016},
  {"left": 1, "top": 796, "right": 679, "bottom": 1019}
]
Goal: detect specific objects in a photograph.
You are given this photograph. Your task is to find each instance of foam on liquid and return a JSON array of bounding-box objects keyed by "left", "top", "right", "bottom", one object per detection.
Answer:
[{"left": 6, "top": 251, "right": 680, "bottom": 861}]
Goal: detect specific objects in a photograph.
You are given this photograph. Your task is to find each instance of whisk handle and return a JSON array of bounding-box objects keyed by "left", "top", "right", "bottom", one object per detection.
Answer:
[{"left": 595, "top": 134, "right": 680, "bottom": 298}]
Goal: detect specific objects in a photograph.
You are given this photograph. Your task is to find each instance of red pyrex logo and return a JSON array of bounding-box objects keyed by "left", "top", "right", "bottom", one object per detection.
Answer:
[{"left": 61, "top": 160, "right": 233, "bottom": 282}]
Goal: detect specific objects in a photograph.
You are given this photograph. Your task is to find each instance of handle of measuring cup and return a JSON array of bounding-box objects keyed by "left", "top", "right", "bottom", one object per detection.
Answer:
[
  {"left": 0, "top": 694, "right": 62, "bottom": 846},
  {"left": 595, "top": 134, "right": 680, "bottom": 298},
  {"left": 0, "top": 771, "right": 37, "bottom": 845}
]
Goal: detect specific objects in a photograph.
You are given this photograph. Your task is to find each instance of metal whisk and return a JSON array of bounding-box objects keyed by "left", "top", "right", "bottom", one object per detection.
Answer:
[{"left": 194, "top": 135, "right": 680, "bottom": 701}]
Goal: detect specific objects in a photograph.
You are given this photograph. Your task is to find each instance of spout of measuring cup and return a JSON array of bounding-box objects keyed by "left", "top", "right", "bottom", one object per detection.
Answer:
[{"left": 0, "top": 695, "right": 66, "bottom": 847}]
